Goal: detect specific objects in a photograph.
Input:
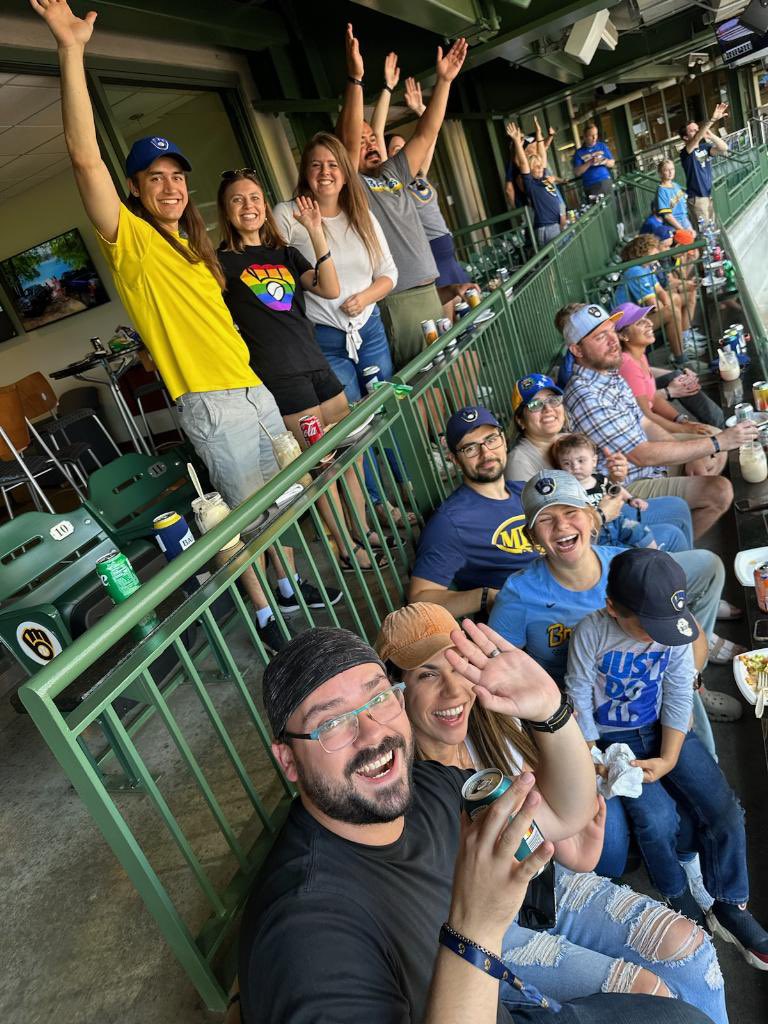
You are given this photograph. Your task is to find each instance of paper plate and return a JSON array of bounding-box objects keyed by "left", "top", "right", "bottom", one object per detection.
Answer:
[
  {"left": 734, "top": 546, "right": 768, "bottom": 586},
  {"left": 732, "top": 649, "right": 768, "bottom": 706}
]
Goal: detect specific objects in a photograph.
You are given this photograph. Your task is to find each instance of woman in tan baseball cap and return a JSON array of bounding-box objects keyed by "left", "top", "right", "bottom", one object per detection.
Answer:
[{"left": 374, "top": 603, "right": 725, "bottom": 1021}]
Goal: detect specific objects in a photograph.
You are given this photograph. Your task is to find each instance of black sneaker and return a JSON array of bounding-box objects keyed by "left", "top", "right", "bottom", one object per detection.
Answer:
[
  {"left": 668, "top": 885, "right": 706, "bottom": 927},
  {"left": 256, "top": 615, "right": 292, "bottom": 655},
  {"left": 707, "top": 901, "right": 768, "bottom": 970},
  {"left": 275, "top": 577, "right": 342, "bottom": 612}
]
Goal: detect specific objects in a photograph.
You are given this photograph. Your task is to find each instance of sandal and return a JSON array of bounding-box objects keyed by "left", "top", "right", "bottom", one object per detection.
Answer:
[
  {"left": 716, "top": 600, "right": 743, "bottom": 621},
  {"left": 708, "top": 634, "right": 747, "bottom": 664},
  {"left": 355, "top": 530, "right": 396, "bottom": 551},
  {"left": 376, "top": 502, "right": 418, "bottom": 529},
  {"left": 339, "top": 543, "right": 387, "bottom": 574},
  {"left": 698, "top": 686, "right": 743, "bottom": 722}
]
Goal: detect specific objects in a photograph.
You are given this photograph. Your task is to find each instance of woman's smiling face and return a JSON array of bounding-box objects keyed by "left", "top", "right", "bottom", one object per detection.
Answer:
[
  {"left": 402, "top": 648, "right": 475, "bottom": 750},
  {"left": 520, "top": 389, "right": 565, "bottom": 440},
  {"left": 530, "top": 504, "right": 596, "bottom": 567}
]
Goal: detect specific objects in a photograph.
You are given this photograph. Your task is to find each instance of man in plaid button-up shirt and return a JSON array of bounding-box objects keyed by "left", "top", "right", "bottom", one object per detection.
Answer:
[{"left": 559, "top": 303, "right": 753, "bottom": 539}]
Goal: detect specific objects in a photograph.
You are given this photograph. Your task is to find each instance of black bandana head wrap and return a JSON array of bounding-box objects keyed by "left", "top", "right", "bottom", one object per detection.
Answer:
[{"left": 263, "top": 627, "right": 387, "bottom": 738}]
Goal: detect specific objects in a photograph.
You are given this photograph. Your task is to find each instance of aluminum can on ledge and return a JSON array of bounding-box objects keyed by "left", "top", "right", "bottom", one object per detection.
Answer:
[
  {"left": 461, "top": 768, "right": 545, "bottom": 861},
  {"left": 756, "top": 563, "right": 768, "bottom": 613},
  {"left": 299, "top": 414, "right": 324, "bottom": 447},
  {"left": 153, "top": 511, "right": 195, "bottom": 562},
  {"left": 421, "top": 319, "right": 439, "bottom": 344},
  {"left": 753, "top": 381, "right": 768, "bottom": 411},
  {"left": 362, "top": 365, "right": 381, "bottom": 394}
]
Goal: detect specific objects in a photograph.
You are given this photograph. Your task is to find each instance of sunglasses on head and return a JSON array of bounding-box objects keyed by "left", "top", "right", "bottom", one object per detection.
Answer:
[{"left": 220, "top": 168, "right": 259, "bottom": 180}]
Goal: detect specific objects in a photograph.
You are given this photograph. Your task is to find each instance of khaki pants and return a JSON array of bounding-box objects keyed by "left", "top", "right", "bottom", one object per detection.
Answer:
[
  {"left": 379, "top": 283, "right": 443, "bottom": 372},
  {"left": 626, "top": 475, "right": 703, "bottom": 499},
  {"left": 687, "top": 195, "right": 714, "bottom": 227}
]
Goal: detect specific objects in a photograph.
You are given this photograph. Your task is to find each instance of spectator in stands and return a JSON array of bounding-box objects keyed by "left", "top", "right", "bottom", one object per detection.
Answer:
[
  {"left": 615, "top": 302, "right": 727, "bottom": 478},
  {"left": 640, "top": 210, "right": 675, "bottom": 243},
  {"left": 614, "top": 233, "right": 695, "bottom": 363},
  {"left": 377, "top": 603, "right": 728, "bottom": 1022},
  {"left": 34, "top": 0, "right": 338, "bottom": 654},
  {"left": 506, "top": 123, "right": 565, "bottom": 247},
  {"left": 504, "top": 118, "right": 556, "bottom": 209},
  {"left": 559, "top": 303, "right": 758, "bottom": 538},
  {"left": 337, "top": 25, "right": 466, "bottom": 369},
  {"left": 273, "top": 133, "right": 397, "bottom": 403},
  {"left": 656, "top": 159, "right": 692, "bottom": 231},
  {"left": 572, "top": 122, "right": 615, "bottom": 199},
  {"left": 218, "top": 171, "right": 390, "bottom": 577},
  {"left": 487, "top": 469, "right": 733, "bottom": 756},
  {"left": 679, "top": 103, "right": 730, "bottom": 226},
  {"left": 238, "top": 624, "right": 720, "bottom": 1024},
  {"left": 371, "top": 63, "right": 474, "bottom": 314},
  {"left": 505, "top": 374, "right": 695, "bottom": 547},
  {"left": 566, "top": 546, "right": 768, "bottom": 971},
  {"left": 612, "top": 302, "right": 724, "bottom": 428},
  {"left": 550, "top": 432, "right": 681, "bottom": 550}
]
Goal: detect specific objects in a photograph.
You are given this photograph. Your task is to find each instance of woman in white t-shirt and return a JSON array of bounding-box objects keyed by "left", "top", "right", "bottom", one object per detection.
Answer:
[{"left": 273, "top": 132, "right": 398, "bottom": 402}]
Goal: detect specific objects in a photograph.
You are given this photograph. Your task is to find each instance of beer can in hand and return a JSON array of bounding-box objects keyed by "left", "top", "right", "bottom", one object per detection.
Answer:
[
  {"left": 461, "top": 768, "right": 545, "bottom": 862},
  {"left": 464, "top": 287, "right": 481, "bottom": 308},
  {"left": 734, "top": 403, "right": 754, "bottom": 423},
  {"left": 299, "top": 414, "right": 324, "bottom": 446}
]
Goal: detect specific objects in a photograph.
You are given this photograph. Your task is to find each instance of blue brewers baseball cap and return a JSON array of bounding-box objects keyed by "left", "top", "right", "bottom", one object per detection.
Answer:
[
  {"left": 125, "top": 136, "right": 192, "bottom": 177},
  {"left": 561, "top": 304, "right": 622, "bottom": 347},
  {"left": 512, "top": 373, "right": 563, "bottom": 412},
  {"left": 445, "top": 406, "right": 502, "bottom": 452},
  {"left": 607, "top": 548, "right": 699, "bottom": 647}
]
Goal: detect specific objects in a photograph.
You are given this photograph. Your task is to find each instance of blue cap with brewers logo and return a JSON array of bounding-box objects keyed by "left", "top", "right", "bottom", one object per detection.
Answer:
[
  {"left": 445, "top": 406, "right": 501, "bottom": 452},
  {"left": 606, "top": 547, "right": 699, "bottom": 647},
  {"left": 125, "top": 136, "right": 192, "bottom": 177},
  {"left": 512, "top": 373, "right": 563, "bottom": 412},
  {"left": 561, "top": 304, "right": 622, "bottom": 346}
]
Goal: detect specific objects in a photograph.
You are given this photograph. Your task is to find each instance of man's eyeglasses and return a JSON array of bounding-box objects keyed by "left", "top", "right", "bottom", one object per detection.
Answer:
[
  {"left": 526, "top": 395, "right": 564, "bottom": 413},
  {"left": 456, "top": 430, "right": 505, "bottom": 458},
  {"left": 220, "top": 168, "right": 259, "bottom": 180},
  {"left": 282, "top": 683, "right": 406, "bottom": 753}
]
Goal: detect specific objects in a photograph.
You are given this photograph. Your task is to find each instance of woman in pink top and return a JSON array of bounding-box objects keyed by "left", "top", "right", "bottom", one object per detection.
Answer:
[{"left": 614, "top": 303, "right": 725, "bottom": 477}]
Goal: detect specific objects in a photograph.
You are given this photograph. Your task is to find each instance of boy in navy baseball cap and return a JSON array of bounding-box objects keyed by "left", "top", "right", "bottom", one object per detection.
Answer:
[{"left": 566, "top": 547, "right": 768, "bottom": 961}]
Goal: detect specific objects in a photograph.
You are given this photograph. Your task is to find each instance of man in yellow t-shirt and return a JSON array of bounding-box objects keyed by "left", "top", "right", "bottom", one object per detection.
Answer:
[{"left": 34, "top": 0, "right": 341, "bottom": 653}]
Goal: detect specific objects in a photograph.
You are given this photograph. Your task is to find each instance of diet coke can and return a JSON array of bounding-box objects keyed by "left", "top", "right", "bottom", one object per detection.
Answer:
[
  {"left": 755, "top": 562, "right": 768, "bottom": 613},
  {"left": 299, "top": 414, "right": 323, "bottom": 446},
  {"left": 436, "top": 317, "right": 453, "bottom": 335}
]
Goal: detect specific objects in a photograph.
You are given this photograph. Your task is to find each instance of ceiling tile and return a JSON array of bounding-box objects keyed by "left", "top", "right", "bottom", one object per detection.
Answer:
[
  {"left": 0, "top": 125, "right": 61, "bottom": 157},
  {"left": 5, "top": 74, "right": 60, "bottom": 88},
  {"left": 0, "top": 84, "right": 61, "bottom": 128},
  {"left": 0, "top": 151, "right": 68, "bottom": 180},
  {"left": 18, "top": 99, "right": 62, "bottom": 128}
]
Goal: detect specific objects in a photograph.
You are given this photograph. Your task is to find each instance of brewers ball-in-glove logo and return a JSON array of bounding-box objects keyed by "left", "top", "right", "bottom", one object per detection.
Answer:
[
  {"left": 15, "top": 621, "right": 63, "bottom": 666},
  {"left": 151, "top": 137, "right": 170, "bottom": 150},
  {"left": 519, "top": 377, "right": 535, "bottom": 390},
  {"left": 242, "top": 264, "right": 296, "bottom": 312},
  {"left": 676, "top": 618, "right": 693, "bottom": 637},
  {"left": 588, "top": 305, "right": 603, "bottom": 317},
  {"left": 459, "top": 408, "right": 479, "bottom": 423},
  {"left": 535, "top": 477, "right": 556, "bottom": 496},
  {"left": 670, "top": 590, "right": 686, "bottom": 612}
]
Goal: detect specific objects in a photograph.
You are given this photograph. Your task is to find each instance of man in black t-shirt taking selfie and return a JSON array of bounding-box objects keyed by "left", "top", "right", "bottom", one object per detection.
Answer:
[{"left": 237, "top": 626, "right": 715, "bottom": 1024}]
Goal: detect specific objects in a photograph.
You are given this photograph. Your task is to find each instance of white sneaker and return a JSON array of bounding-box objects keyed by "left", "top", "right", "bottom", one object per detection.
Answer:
[{"left": 681, "top": 854, "right": 714, "bottom": 911}]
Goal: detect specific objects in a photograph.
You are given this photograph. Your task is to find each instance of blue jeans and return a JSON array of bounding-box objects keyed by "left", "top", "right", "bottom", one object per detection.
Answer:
[
  {"left": 595, "top": 797, "right": 631, "bottom": 877},
  {"left": 602, "top": 725, "right": 747, "bottom": 906},
  {"left": 625, "top": 496, "right": 693, "bottom": 549},
  {"left": 501, "top": 866, "right": 726, "bottom": 1024},
  {"left": 313, "top": 307, "right": 393, "bottom": 403},
  {"left": 514, "top": 994, "right": 719, "bottom": 1024}
]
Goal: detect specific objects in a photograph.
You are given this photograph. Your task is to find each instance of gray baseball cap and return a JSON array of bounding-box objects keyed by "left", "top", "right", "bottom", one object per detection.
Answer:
[{"left": 522, "top": 470, "right": 591, "bottom": 528}]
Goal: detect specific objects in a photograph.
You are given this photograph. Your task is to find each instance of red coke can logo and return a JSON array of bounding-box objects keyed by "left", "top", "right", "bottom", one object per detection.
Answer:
[{"left": 299, "top": 414, "right": 324, "bottom": 446}]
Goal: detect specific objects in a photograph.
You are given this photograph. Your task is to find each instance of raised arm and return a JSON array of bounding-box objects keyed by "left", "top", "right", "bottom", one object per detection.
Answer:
[
  {"left": 403, "top": 77, "right": 436, "bottom": 174},
  {"left": 402, "top": 38, "right": 467, "bottom": 180},
  {"left": 507, "top": 123, "right": 530, "bottom": 175},
  {"left": 336, "top": 23, "right": 365, "bottom": 168},
  {"left": 30, "top": 0, "right": 121, "bottom": 241},
  {"left": 685, "top": 102, "right": 728, "bottom": 154},
  {"left": 370, "top": 52, "right": 399, "bottom": 163}
]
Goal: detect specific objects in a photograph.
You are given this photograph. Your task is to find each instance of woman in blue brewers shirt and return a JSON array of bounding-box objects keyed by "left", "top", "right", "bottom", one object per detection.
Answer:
[
  {"left": 507, "top": 123, "right": 565, "bottom": 247},
  {"left": 656, "top": 159, "right": 692, "bottom": 232}
]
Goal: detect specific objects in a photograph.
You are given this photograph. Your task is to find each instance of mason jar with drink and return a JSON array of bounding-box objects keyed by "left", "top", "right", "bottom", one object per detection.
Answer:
[{"left": 739, "top": 441, "right": 767, "bottom": 483}]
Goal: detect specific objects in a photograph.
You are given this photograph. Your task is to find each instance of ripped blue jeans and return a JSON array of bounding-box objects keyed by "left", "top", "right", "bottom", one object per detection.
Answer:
[{"left": 500, "top": 866, "right": 727, "bottom": 1024}]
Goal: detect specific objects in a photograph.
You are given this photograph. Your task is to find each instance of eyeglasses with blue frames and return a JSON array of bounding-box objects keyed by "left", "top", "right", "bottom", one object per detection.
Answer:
[
  {"left": 526, "top": 394, "right": 564, "bottom": 413},
  {"left": 282, "top": 683, "right": 406, "bottom": 753}
]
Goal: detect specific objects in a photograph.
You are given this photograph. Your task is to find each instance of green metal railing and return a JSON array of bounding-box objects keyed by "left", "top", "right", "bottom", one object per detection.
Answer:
[
  {"left": 712, "top": 144, "right": 768, "bottom": 225},
  {"left": 451, "top": 205, "right": 535, "bottom": 277},
  {"left": 16, "top": 196, "right": 620, "bottom": 1010}
]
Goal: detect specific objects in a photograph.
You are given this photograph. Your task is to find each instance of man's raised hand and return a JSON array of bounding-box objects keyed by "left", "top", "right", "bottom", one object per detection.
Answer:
[
  {"left": 435, "top": 37, "right": 468, "bottom": 83},
  {"left": 29, "top": 0, "right": 96, "bottom": 48},
  {"left": 345, "top": 22, "right": 364, "bottom": 80},
  {"left": 384, "top": 52, "right": 400, "bottom": 91},
  {"left": 404, "top": 77, "right": 426, "bottom": 116}
]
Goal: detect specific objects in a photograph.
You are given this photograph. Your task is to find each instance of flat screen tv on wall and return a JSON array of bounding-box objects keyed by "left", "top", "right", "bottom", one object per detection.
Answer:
[{"left": 0, "top": 227, "right": 109, "bottom": 332}]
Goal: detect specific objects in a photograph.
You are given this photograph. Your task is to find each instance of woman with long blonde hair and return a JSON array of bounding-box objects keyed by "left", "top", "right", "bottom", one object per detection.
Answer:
[{"left": 273, "top": 132, "right": 398, "bottom": 403}]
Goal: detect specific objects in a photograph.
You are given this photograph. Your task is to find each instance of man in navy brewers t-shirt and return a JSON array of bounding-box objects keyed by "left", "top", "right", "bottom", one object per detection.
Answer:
[
  {"left": 572, "top": 123, "right": 614, "bottom": 199},
  {"left": 678, "top": 102, "right": 729, "bottom": 226},
  {"left": 409, "top": 407, "right": 538, "bottom": 619}
]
